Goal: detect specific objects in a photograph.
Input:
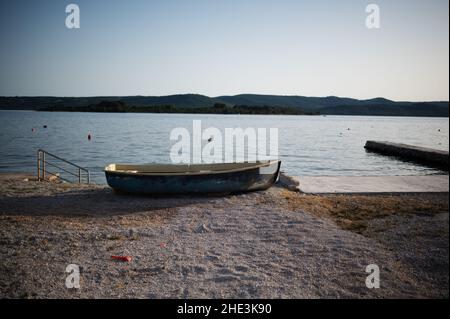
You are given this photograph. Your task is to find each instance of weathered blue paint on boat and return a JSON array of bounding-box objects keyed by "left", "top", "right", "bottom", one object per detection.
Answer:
[{"left": 104, "top": 161, "right": 281, "bottom": 195}]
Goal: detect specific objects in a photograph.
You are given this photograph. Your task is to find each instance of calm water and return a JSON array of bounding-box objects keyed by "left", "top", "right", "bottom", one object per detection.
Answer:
[{"left": 0, "top": 110, "right": 448, "bottom": 183}]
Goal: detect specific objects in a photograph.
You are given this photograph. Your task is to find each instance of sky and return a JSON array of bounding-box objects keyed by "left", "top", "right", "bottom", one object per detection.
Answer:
[{"left": 0, "top": 0, "right": 448, "bottom": 101}]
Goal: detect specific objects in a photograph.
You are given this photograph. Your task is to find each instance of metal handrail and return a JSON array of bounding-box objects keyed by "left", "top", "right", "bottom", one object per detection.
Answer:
[{"left": 37, "top": 149, "right": 90, "bottom": 184}]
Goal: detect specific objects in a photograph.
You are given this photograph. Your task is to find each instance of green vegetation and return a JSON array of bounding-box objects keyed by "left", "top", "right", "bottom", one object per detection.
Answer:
[
  {"left": 1, "top": 94, "right": 448, "bottom": 117},
  {"left": 39, "top": 101, "right": 318, "bottom": 115}
]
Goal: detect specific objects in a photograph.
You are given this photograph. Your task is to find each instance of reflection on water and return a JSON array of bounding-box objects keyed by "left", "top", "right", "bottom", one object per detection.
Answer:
[{"left": 0, "top": 110, "right": 448, "bottom": 183}]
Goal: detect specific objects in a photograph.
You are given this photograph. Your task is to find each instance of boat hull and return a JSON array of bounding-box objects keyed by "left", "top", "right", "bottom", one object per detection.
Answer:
[{"left": 105, "top": 161, "right": 281, "bottom": 195}]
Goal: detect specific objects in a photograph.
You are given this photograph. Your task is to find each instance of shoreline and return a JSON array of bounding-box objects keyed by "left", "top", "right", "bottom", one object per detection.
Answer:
[
  {"left": 1, "top": 109, "right": 449, "bottom": 118},
  {"left": 0, "top": 172, "right": 448, "bottom": 298}
]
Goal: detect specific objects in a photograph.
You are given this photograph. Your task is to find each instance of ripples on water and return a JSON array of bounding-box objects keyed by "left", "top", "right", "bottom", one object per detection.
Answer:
[{"left": 0, "top": 111, "right": 448, "bottom": 183}]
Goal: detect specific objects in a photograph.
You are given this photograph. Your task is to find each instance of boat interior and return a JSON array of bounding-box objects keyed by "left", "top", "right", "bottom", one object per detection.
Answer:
[{"left": 105, "top": 160, "right": 280, "bottom": 175}]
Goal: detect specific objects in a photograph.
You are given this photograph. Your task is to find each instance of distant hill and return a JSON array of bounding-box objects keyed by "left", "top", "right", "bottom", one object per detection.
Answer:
[
  {"left": 320, "top": 102, "right": 449, "bottom": 117},
  {"left": 216, "top": 94, "right": 381, "bottom": 110},
  {"left": 0, "top": 94, "right": 448, "bottom": 117},
  {"left": 0, "top": 94, "right": 218, "bottom": 110}
]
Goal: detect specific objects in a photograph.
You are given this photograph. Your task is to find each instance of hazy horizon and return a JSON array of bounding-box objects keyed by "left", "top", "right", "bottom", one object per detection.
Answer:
[{"left": 0, "top": 0, "right": 448, "bottom": 102}]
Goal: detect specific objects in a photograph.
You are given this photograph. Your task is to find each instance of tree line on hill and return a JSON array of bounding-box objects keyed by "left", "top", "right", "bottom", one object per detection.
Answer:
[
  {"left": 39, "top": 101, "right": 319, "bottom": 115},
  {"left": 1, "top": 94, "right": 448, "bottom": 117}
]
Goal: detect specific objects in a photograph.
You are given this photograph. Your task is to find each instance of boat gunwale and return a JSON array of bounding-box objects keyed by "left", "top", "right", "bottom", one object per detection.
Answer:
[{"left": 104, "top": 160, "right": 280, "bottom": 176}]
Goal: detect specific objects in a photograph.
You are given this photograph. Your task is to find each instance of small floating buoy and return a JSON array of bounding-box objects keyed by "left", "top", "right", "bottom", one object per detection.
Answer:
[
  {"left": 43, "top": 125, "right": 47, "bottom": 128},
  {"left": 88, "top": 133, "right": 92, "bottom": 141},
  {"left": 31, "top": 128, "right": 35, "bottom": 132}
]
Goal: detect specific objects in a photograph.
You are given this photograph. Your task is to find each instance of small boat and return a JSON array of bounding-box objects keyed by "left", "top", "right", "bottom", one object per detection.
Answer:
[{"left": 104, "top": 160, "right": 281, "bottom": 195}]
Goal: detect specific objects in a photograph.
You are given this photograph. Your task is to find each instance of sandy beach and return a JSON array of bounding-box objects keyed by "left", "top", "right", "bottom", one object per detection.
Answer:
[{"left": 0, "top": 173, "right": 448, "bottom": 298}]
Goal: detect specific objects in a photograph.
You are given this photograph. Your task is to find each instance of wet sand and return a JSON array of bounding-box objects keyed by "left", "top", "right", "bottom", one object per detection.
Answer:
[{"left": 0, "top": 173, "right": 448, "bottom": 298}]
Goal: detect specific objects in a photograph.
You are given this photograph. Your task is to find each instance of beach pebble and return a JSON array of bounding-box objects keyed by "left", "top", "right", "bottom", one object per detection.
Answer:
[
  {"left": 129, "top": 228, "right": 137, "bottom": 238},
  {"left": 194, "top": 224, "right": 210, "bottom": 233}
]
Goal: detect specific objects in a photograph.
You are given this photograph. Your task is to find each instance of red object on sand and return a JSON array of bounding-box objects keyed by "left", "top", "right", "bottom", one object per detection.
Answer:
[{"left": 111, "top": 255, "right": 132, "bottom": 262}]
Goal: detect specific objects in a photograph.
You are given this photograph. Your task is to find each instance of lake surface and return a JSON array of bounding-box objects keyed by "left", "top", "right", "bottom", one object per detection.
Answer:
[{"left": 0, "top": 110, "right": 448, "bottom": 184}]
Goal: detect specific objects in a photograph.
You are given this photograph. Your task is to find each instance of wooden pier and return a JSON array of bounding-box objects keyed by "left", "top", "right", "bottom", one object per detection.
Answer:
[{"left": 364, "top": 141, "right": 449, "bottom": 169}]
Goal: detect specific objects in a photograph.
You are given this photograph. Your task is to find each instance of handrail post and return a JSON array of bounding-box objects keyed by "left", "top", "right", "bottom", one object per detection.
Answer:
[
  {"left": 37, "top": 150, "right": 41, "bottom": 181},
  {"left": 42, "top": 152, "right": 46, "bottom": 181},
  {"left": 78, "top": 168, "right": 81, "bottom": 183}
]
